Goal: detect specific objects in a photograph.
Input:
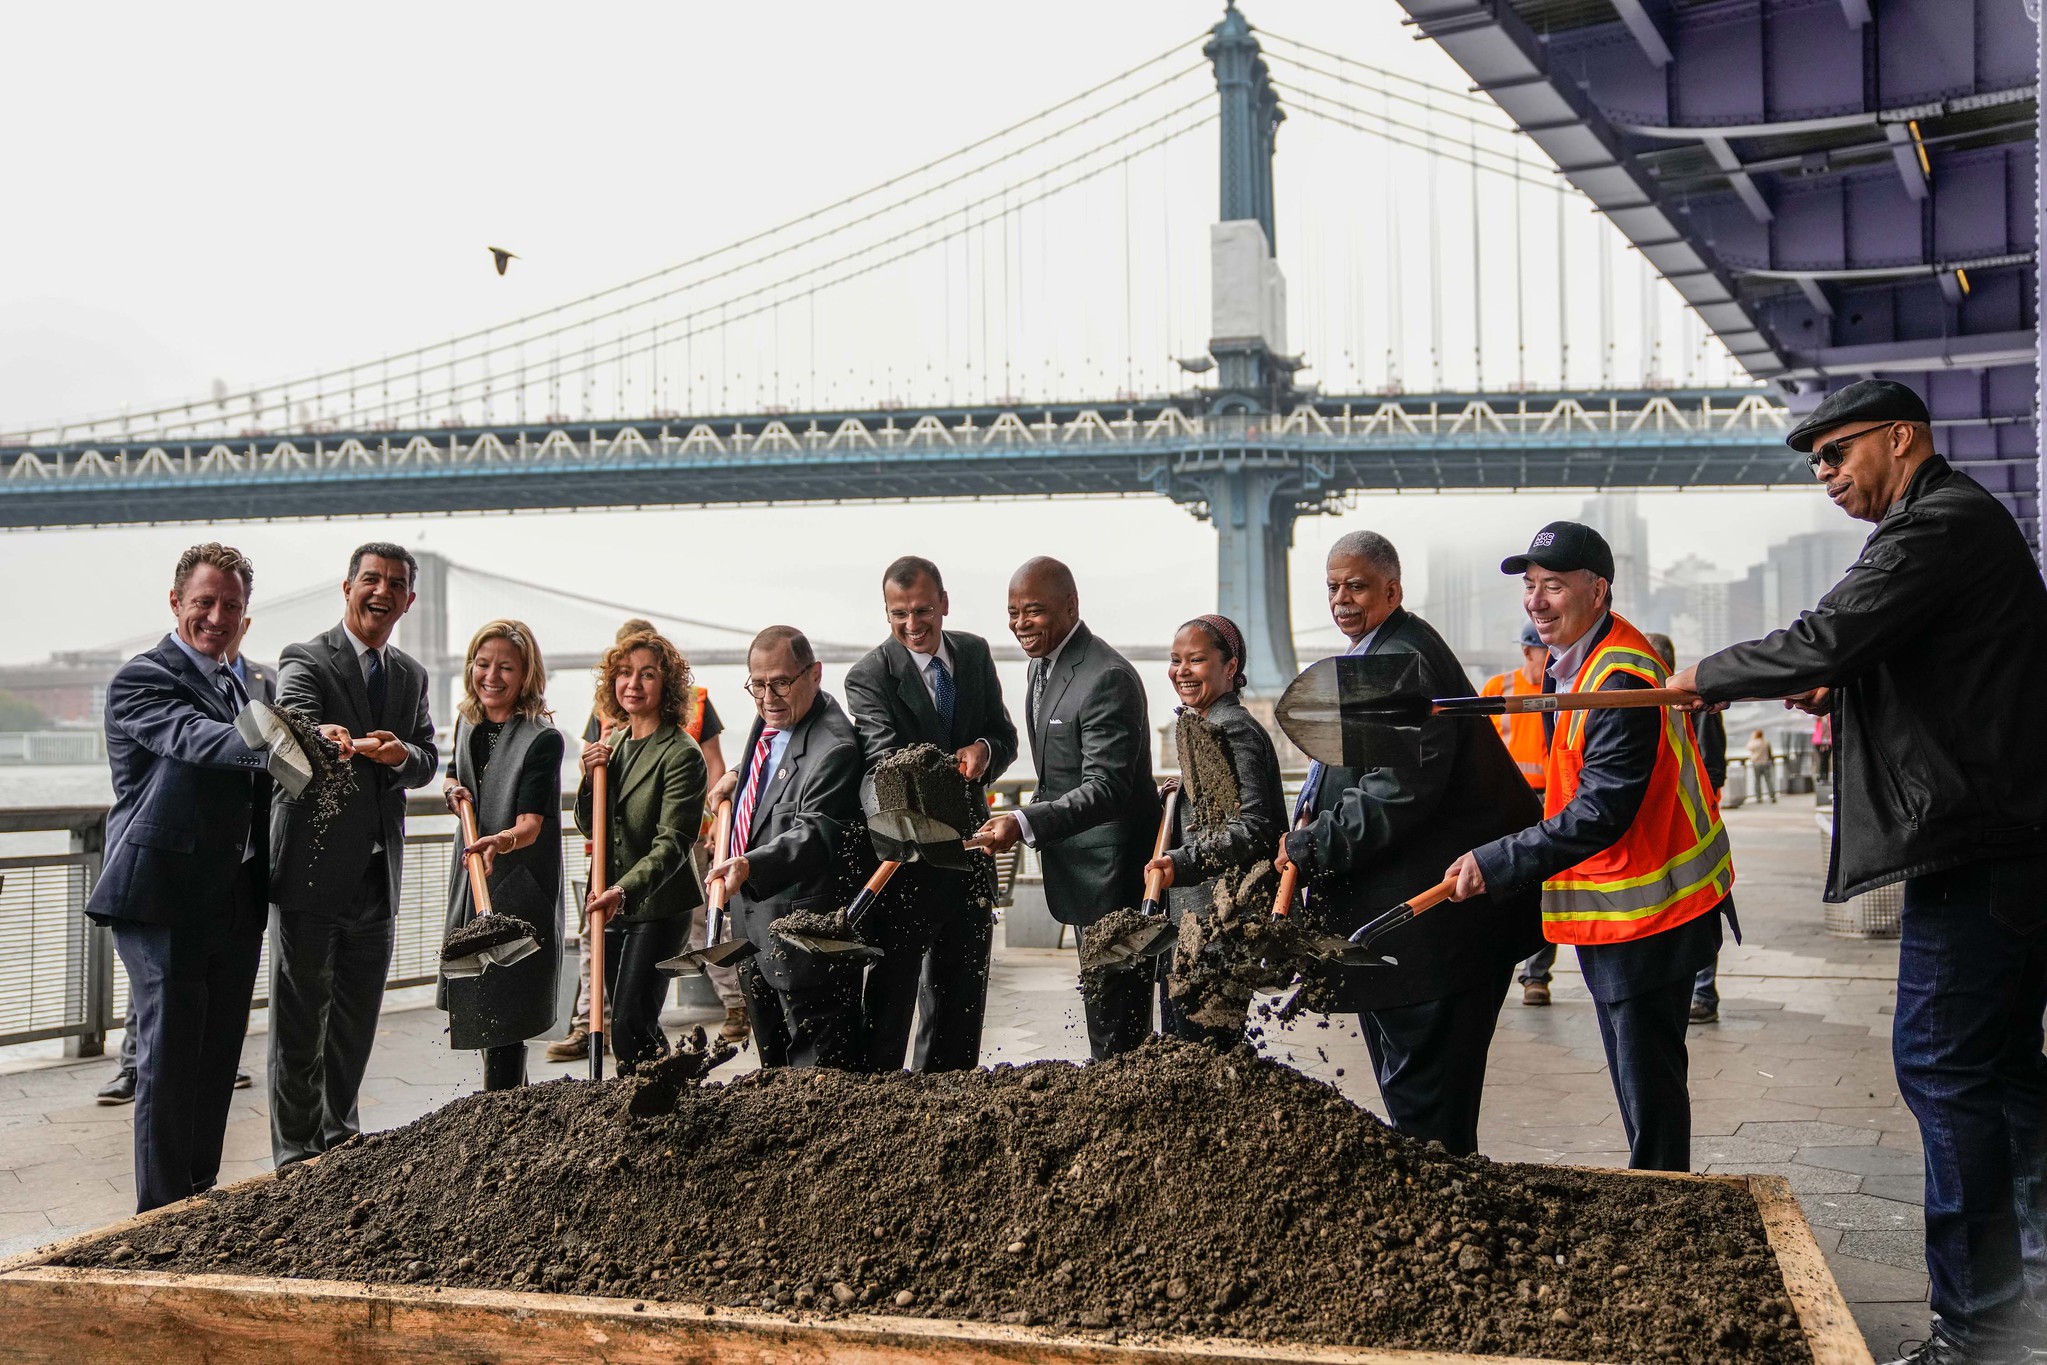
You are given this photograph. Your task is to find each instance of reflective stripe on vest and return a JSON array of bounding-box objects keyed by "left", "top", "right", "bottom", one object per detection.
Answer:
[
  {"left": 1483, "top": 668, "right": 1548, "bottom": 789},
  {"left": 1539, "top": 615, "right": 1733, "bottom": 943}
]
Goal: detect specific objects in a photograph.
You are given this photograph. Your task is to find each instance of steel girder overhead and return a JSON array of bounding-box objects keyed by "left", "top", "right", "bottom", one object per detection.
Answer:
[{"left": 1396, "top": 0, "right": 2041, "bottom": 537}]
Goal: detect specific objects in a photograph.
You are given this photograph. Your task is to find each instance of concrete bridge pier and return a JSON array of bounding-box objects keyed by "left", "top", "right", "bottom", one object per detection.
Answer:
[{"left": 1174, "top": 461, "right": 1307, "bottom": 695}]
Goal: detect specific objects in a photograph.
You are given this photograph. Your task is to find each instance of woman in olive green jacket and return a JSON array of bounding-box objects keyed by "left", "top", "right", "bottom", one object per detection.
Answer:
[{"left": 575, "top": 630, "right": 708, "bottom": 1069}]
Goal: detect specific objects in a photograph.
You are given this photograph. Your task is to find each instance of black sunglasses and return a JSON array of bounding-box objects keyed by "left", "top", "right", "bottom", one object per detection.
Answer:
[{"left": 1805, "top": 423, "right": 1894, "bottom": 473}]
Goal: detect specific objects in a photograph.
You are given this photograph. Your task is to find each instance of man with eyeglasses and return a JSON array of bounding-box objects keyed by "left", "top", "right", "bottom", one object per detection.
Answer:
[
  {"left": 844, "top": 556, "right": 1018, "bottom": 1072},
  {"left": 1668, "top": 379, "right": 2047, "bottom": 1365},
  {"left": 706, "top": 626, "right": 870, "bottom": 1068}
]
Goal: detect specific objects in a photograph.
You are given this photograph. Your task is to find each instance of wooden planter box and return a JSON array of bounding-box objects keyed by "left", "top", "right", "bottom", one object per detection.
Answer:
[{"left": 0, "top": 1172, "right": 1871, "bottom": 1365}]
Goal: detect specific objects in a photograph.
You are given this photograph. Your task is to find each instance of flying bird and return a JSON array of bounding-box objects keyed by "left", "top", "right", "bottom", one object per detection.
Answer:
[{"left": 488, "top": 247, "right": 518, "bottom": 276}]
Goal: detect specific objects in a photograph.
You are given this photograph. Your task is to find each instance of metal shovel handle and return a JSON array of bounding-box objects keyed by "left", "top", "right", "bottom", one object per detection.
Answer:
[
  {"left": 452, "top": 791, "right": 495, "bottom": 920},
  {"left": 588, "top": 759, "right": 609, "bottom": 1082}
]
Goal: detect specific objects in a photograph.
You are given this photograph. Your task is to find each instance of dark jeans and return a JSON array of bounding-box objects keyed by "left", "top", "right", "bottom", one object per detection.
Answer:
[
  {"left": 602, "top": 915, "right": 686, "bottom": 1069},
  {"left": 1592, "top": 976, "right": 1695, "bottom": 1171},
  {"left": 268, "top": 859, "right": 394, "bottom": 1168},
  {"left": 738, "top": 957, "right": 865, "bottom": 1069},
  {"left": 1357, "top": 964, "right": 1511, "bottom": 1157},
  {"left": 1894, "top": 856, "right": 2047, "bottom": 1353},
  {"left": 1518, "top": 942, "right": 1556, "bottom": 985},
  {"left": 1692, "top": 958, "right": 1719, "bottom": 1009},
  {"left": 111, "top": 859, "right": 266, "bottom": 1213},
  {"left": 1075, "top": 939, "right": 1153, "bottom": 1059}
]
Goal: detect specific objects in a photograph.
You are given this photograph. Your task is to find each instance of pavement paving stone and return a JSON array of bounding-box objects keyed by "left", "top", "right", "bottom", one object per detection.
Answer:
[
  {"left": 1822, "top": 1255, "right": 1931, "bottom": 1305},
  {"left": 1690, "top": 1134, "right": 1800, "bottom": 1165},
  {"left": 1691, "top": 1101, "right": 1824, "bottom": 1135},
  {"left": 1798, "top": 1193, "right": 1925, "bottom": 1233},
  {"left": 1799, "top": 1145, "right": 1929, "bottom": 1177},
  {"left": 1839, "top": 1229, "right": 1938, "bottom": 1272},
  {"left": 1735, "top": 1119, "right": 1882, "bottom": 1147},
  {"left": 1702, "top": 1161, "right": 1862, "bottom": 1195},
  {"left": 1856, "top": 1175, "right": 1926, "bottom": 1206}
]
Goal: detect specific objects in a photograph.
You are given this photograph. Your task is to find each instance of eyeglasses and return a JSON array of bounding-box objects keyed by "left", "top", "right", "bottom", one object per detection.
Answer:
[
  {"left": 743, "top": 675, "right": 804, "bottom": 698},
  {"left": 1805, "top": 423, "right": 1892, "bottom": 473}
]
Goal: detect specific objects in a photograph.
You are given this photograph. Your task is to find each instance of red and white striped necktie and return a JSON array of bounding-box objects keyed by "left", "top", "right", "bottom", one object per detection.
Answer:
[{"left": 731, "top": 729, "right": 779, "bottom": 858}]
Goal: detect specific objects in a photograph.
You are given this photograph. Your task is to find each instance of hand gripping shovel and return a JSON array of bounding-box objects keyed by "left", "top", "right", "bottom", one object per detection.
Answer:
[
  {"left": 440, "top": 792, "right": 541, "bottom": 977},
  {"left": 1081, "top": 788, "right": 1182, "bottom": 968},
  {"left": 1277, "top": 653, "right": 1703, "bottom": 769},
  {"left": 587, "top": 760, "right": 612, "bottom": 1082},
  {"left": 656, "top": 800, "right": 758, "bottom": 976},
  {"left": 1268, "top": 840, "right": 1382, "bottom": 967},
  {"left": 770, "top": 860, "right": 898, "bottom": 959}
]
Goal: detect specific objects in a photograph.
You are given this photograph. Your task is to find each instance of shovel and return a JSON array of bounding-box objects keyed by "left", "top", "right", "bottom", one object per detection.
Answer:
[
  {"left": 1263, "top": 812, "right": 1386, "bottom": 968},
  {"left": 656, "top": 800, "right": 758, "bottom": 976},
  {"left": 770, "top": 859, "right": 896, "bottom": 959},
  {"left": 1277, "top": 653, "right": 1704, "bottom": 769},
  {"left": 1081, "top": 788, "right": 1182, "bottom": 968},
  {"left": 587, "top": 759, "right": 611, "bottom": 1082},
  {"left": 440, "top": 791, "right": 541, "bottom": 977},
  {"left": 234, "top": 701, "right": 316, "bottom": 798},
  {"left": 1337, "top": 875, "right": 1460, "bottom": 968}
]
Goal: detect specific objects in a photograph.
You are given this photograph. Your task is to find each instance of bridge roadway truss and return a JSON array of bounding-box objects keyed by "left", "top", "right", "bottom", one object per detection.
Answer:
[{"left": 0, "top": 386, "right": 1791, "bottom": 689}]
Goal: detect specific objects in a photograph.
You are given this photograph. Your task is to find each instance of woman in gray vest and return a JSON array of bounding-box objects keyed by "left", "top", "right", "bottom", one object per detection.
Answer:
[{"left": 439, "top": 620, "right": 565, "bottom": 1091}]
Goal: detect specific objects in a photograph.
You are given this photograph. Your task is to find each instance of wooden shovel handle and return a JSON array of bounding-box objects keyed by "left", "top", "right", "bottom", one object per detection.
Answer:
[
  {"left": 451, "top": 792, "right": 494, "bottom": 919},
  {"left": 1140, "top": 788, "right": 1181, "bottom": 905},
  {"left": 1404, "top": 875, "right": 1459, "bottom": 916},
  {"left": 1272, "top": 862, "right": 1300, "bottom": 918},
  {"left": 1494, "top": 687, "right": 1699, "bottom": 716},
  {"left": 588, "top": 760, "right": 609, "bottom": 1079},
  {"left": 707, "top": 800, "right": 733, "bottom": 913}
]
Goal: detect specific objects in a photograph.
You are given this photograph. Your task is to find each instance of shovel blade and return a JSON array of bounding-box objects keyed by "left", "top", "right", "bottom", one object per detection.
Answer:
[
  {"left": 441, "top": 934, "right": 540, "bottom": 978},
  {"left": 772, "top": 930, "right": 884, "bottom": 960},
  {"left": 1276, "top": 655, "right": 1431, "bottom": 769},
  {"left": 656, "top": 938, "right": 759, "bottom": 976},
  {"left": 1089, "top": 920, "right": 1177, "bottom": 968},
  {"left": 865, "top": 808, "right": 975, "bottom": 871}
]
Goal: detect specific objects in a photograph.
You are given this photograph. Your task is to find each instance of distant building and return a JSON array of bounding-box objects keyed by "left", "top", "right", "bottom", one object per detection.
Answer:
[
  {"left": 1580, "top": 492, "right": 1652, "bottom": 622},
  {"left": 1424, "top": 543, "right": 1525, "bottom": 679}
]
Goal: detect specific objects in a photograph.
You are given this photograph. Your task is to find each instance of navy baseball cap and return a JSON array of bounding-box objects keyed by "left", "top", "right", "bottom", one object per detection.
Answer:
[
  {"left": 1517, "top": 620, "right": 1543, "bottom": 648},
  {"left": 1501, "top": 521, "right": 1615, "bottom": 581}
]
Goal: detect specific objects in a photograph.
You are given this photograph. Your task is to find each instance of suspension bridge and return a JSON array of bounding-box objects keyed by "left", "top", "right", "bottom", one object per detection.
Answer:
[{"left": 5, "top": 4, "right": 2030, "bottom": 690}]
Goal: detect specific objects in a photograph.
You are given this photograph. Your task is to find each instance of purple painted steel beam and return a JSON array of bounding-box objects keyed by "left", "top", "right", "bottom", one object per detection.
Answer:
[{"left": 1611, "top": 0, "right": 1675, "bottom": 69}]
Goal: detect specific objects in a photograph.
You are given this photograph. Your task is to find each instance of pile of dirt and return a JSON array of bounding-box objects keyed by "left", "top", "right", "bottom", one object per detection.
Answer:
[
  {"left": 59, "top": 1040, "right": 1811, "bottom": 1363},
  {"left": 871, "top": 742, "right": 983, "bottom": 841},
  {"left": 441, "top": 912, "right": 539, "bottom": 960},
  {"left": 771, "top": 906, "right": 852, "bottom": 940}
]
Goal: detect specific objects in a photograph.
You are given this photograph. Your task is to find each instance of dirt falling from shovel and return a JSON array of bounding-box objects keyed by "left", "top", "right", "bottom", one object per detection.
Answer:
[
  {"left": 272, "top": 704, "right": 358, "bottom": 863},
  {"left": 56, "top": 1040, "right": 1813, "bottom": 1364}
]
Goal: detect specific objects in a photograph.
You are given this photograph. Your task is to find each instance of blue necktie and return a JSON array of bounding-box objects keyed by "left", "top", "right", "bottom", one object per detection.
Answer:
[
  {"left": 365, "top": 647, "right": 388, "bottom": 720},
  {"left": 930, "top": 654, "right": 956, "bottom": 735}
]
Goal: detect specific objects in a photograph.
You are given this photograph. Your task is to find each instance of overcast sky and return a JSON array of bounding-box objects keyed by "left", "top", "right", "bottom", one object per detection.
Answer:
[{"left": 0, "top": 1, "right": 1832, "bottom": 672}]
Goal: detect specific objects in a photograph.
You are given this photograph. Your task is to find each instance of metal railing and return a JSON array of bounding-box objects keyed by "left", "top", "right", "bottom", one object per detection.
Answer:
[{"left": 0, "top": 796, "right": 589, "bottom": 1055}]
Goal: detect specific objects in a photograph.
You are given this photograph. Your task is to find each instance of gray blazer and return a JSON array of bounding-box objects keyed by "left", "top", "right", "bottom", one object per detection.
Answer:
[
  {"left": 1022, "top": 622, "right": 1161, "bottom": 927},
  {"left": 728, "top": 692, "right": 872, "bottom": 992},
  {"left": 269, "top": 623, "right": 438, "bottom": 917}
]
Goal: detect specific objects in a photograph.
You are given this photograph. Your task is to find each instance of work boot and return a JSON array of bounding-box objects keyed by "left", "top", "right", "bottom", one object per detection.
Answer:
[
  {"left": 95, "top": 1070, "right": 136, "bottom": 1105},
  {"left": 546, "top": 1025, "right": 590, "bottom": 1062},
  {"left": 719, "top": 1007, "right": 752, "bottom": 1045},
  {"left": 1521, "top": 981, "right": 1550, "bottom": 1007},
  {"left": 1689, "top": 998, "right": 1719, "bottom": 1024}
]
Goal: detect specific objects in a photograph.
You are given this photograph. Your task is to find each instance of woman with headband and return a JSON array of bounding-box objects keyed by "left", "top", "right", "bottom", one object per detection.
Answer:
[{"left": 1144, "top": 613, "right": 1285, "bottom": 1046}]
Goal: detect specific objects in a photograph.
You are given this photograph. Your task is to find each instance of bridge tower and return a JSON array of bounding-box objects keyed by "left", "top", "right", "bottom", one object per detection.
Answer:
[
  {"left": 398, "top": 550, "right": 459, "bottom": 724},
  {"left": 1179, "top": 3, "right": 1316, "bottom": 694}
]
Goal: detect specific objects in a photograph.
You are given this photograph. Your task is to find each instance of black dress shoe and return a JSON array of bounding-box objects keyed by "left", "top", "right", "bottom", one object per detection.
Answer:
[
  {"left": 96, "top": 1071, "right": 136, "bottom": 1105},
  {"left": 233, "top": 1069, "right": 253, "bottom": 1089}
]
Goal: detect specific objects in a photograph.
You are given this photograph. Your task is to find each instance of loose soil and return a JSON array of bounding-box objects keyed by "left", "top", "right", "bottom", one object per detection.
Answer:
[
  {"left": 59, "top": 1040, "right": 1812, "bottom": 1363},
  {"left": 872, "top": 742, "right": 983, "bottom": 842},
  {"left": 771, "top": 907, "right": 853, "bottom": 940},
  {"left": 441, "top": 912, "right": 540, "bottom": 961}
]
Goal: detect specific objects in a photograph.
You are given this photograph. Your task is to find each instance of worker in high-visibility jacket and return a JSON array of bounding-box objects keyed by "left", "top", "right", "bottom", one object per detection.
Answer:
[
  {"left": 1483, "top": 620, "right": 1563, "bottom": 1010},
  {"left": 1444, "top": 521, "right": 1735, "bottom": 1172}
]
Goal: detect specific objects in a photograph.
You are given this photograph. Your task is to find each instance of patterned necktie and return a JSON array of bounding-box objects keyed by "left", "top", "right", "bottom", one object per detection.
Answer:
[
  {"left": 930, "top": 654, "right": 956, "bottom": 735},
  {"left": 731, "top": 729, "right": 779, "bottom": 857},
  {"left": 1029, "top": 657, "right": 1047, "bottom": 728},
  {"left": 216, "top": 664, "right": 249, "bottom": 714},
  {"left": 365, "top": 647, "right": 388, "bottom": 720}
]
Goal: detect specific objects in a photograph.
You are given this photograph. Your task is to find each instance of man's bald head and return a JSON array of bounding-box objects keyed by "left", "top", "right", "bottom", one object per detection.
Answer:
[{"left": 1007, "top": 556, "right": 1081, "bottom": 660}]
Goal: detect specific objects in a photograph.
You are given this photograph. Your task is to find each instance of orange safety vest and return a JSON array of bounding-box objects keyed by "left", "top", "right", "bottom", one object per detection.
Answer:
[
  {"left": 1541, "top": 614, "right": 1733, "bottom": 945},
  {"left": 1482, "top": 667, "right": 1547, "bottom": 791},
  {"left": 682, "top": 685, "right": 709, "bottom": 741}
]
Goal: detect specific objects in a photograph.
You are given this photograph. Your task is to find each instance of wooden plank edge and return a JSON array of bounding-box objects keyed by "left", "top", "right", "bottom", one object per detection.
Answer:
[
  {"left": 0, "top": 1269, "right": 1581, "bottom": 1365},
  {"left": 1746, "top": 1174, "right": 1877, "bottom": 1365}
]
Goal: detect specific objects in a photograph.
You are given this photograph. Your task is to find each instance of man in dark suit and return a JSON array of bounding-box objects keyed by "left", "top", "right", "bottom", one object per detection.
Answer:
[
  {"left": 267, "top": 542, "right": 438, "bottom": 1166},
  {"left": 88, "top": 544, "right": 301, "bottom": 1212},
  {"left": 1277, "top": 531, "right": 1544, "bottom": 1157},
  {"left": 707, "top": 626, "right": 870, "bottom": 1069},
  {"left": 99, "top": 617, "right": 274, "bottom": 1105},
  {"left": 844, "top": 555, "right": 1018, "bottom": 1072},
  {"left": 971, "top": 557, "right": 1160, "bottom": 1059}
]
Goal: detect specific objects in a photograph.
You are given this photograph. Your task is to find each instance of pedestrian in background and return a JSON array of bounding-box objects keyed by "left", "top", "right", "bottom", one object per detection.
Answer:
[
  {"left": 1486, "top": 620, "right": 1557, "bottom": 1008},
  {"left": 1645, "top": 633, "right": 1731, "bottom": 1028},
  {"left": 1745, "top": 728, "right": 1776, "bottom": 802}
]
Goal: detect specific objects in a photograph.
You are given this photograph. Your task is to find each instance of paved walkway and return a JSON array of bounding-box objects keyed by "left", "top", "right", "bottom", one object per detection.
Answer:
[{"left": 0, "top": 798, "right": 1938, "bottom": 1356}]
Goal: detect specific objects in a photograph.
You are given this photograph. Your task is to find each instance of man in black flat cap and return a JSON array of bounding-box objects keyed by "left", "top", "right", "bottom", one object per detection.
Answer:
[
  {"left": 1444, "top": 519, "right": 1735, "bottom": 1174},
  {"left": 1668, "top": 379, "right": 2047, "bottom": 1365}
]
